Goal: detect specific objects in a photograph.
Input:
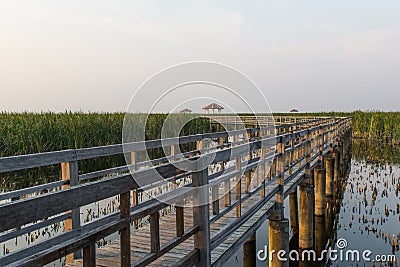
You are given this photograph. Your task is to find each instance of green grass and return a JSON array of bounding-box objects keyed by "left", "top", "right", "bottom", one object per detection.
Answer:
[
  {"left": 1, "top": 111, "right": 399, "bottom": 158},
  {"left": 0, "top": 112, "right": 211, "bottom": 157},
  {"left": 1, "top": 111, "right": 399, "bottom": 191},
  {"left": 276, "top": 111, "right": 400, "bottom": 144},
  {"left": 0, "top": 112, "right": 212, "bottom": 190}
]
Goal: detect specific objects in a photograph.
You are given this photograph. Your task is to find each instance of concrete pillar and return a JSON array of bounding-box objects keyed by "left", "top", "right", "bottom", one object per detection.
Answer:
[
  {"left": 325, "top": 156, "right": 334, "bottom": 197},
  {"left": 289, "top": 189, "right": 299, "bottom": 239},
  {"left": 268, "top": 218, "right": 289, "bottom": 267},
  {"left": 309, "top": 166, "right": 315, "bottom": 186},
  {"left": 243, "top": 233, "right": 256, "bottom": 267},
  {"left": 314, "top": 168, "right": 326, "bottom": 217},
  {"left": 299, "top": 185, "right": 314, "bottom": 249},
  {"left": 332, "top": 150, "right": 339, "bottom": 183}
]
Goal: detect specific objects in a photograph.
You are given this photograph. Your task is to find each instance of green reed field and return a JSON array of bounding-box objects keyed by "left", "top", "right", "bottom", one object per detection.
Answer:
[
  {"left": 0, "top": 112, "right": 211, "bottom": 190},
  {"left": 1, "top": 111, "right": 399, "bottom": 158},
  {"left": 0, "top": 111, "right": 399, "bottom": 191},
  {"left": 273, "top": 111, "right": 400, "bottom": 144},
  {"left": 0, "top": 112, "right": 211, "bottom": 157}
]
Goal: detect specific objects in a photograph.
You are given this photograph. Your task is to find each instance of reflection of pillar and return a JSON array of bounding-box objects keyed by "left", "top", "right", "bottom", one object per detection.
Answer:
[
  {"left": 243, "top": 233, "right": 256, "bottom": 267},
  {"left": 315, "top": 216, "right": 327, "bottom": 258},
  {"left": 268, "top": 218, "right": 289, "bottom": 267},
  {"left": 325, "top": 156, "right": 334, "bottom": 197},
  {"left": 299, "top": 252, "right": 311, "bottom": 267},
  {"left": 289, "top": 189, "right": 299, "bottom": 246},
  {"left": 325, "top": 196, "right": 335, "bottom": 240},
  {"left": 299, "top": 185, "right": 314, "bottom": 249},
  {"left": 314, "top": 168, "right": 326, "bottom": 217}
]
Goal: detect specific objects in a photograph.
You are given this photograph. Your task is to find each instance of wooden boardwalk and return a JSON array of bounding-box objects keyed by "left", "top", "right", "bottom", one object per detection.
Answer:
[
  {"left": 67, "top": 154, "right": 320, "bottom": 267},
  {"left": 0, "top": 116, "right": 352, "bottom": 267}
]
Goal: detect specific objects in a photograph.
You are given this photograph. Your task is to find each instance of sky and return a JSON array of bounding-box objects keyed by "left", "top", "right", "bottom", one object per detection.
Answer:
[{"left": 1, "top": 0, "right": 400, "bottom": 113}]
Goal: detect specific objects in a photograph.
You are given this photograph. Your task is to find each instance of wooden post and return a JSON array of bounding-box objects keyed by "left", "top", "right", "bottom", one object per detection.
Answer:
[
  {"left": 245, "top": 170, "right": 251, "bottom": 194},
  {"left": 211, "top": 139, "right": 220, "bottom": 215},
  {"left": 150, "top": 212, "right": 160, "bottom": 253},
  {"left": 130, "top": 151, "right": 140, "bottom": 229},
  {"left": 318, "top": 127, "right": 323, "bottom": 166},
  {"left": 192, "top": 162, "right": 211, "bottom": 267},
  {"left": 120, "top": 191, "right": 131, "bottom": 266},
  {"left": 289, "top": 137, "right": 295, "bottom": 176},
  {"left": 221, "top": 137, "right": 231, "bottom": 208},
  {"left": 211, "top": 184, "right": 219, "bottom": 215},
  {"left": 170, "top": 145, "right": 177, "bottom": 190},
  {"left": 61, "top": 160, "right": 81, "bottom": 261},
  {"left": 176, "top": 205, "right": 184, "bottom": 237},
  {"left": 235, "top": 134, "right": 241, "bottom": 218},
  {"left": 83, "top": 243, "right": 96, "bottom": 267},
  {"left": 260, "top": 140, "right": 266, "bottom": 198}
]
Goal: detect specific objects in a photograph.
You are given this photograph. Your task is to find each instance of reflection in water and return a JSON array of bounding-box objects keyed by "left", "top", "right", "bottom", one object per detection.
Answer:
[{"left": 224, "top": 140, "right": 400, "bottom": 266}]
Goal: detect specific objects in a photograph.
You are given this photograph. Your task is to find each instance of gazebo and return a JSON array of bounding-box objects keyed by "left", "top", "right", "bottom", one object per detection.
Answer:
[
  {"left": 179, "top": 108, "right": 192, "bottom": 114},
  {"left": 202, "top": 103, "right": 224, "bottom": 114},
  {"left": 290, "top": 109, "right": 299, "bottom": 113}
]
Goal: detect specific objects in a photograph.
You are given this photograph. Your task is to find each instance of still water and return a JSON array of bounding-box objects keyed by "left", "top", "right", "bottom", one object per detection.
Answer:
[
  {"left": 1, "top": 140, "right": 399, "bottom": 266},
  {"left": 223, "top": 140, "right": 400, "bottom": 267}
]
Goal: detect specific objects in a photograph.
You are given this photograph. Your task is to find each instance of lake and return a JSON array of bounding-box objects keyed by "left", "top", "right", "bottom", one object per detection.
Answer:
[{"left": 223, "top": 140, "right": 400, "bottom": 267}]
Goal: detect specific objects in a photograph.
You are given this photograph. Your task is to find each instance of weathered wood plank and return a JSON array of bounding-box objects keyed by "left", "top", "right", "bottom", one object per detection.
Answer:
[{"left": 0, "top": 174, "right": 134, "bottom": 231}]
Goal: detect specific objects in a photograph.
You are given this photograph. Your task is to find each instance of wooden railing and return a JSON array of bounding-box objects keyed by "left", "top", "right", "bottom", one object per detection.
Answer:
[
  {"left": 207, "top": 115, "right": 333, "bottom": 127},
  {"left": 0, "top": 116, "right": 351, "bottom": 267}
]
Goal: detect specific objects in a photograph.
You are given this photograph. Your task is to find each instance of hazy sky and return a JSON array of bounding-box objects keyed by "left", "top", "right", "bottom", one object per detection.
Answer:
[{"left": 1, "top": 0, "right": 400, "bottom": 113}]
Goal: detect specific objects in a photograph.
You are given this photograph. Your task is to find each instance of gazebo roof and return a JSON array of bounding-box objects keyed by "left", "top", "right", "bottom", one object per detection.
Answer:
[
  {"left": 202, "top": 103, "right": 224, "bottom": 110},
  {"left": 179, "top": 108, "right": 192, "bottom": 113},
  {"left": 290, "top": 109, "right": 299, "bottom": 113}
]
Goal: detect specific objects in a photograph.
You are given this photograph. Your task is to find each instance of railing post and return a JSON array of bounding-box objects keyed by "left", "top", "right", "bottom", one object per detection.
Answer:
[
  {"left": 274, "top": 136, "right": 285, "bottom": 219},
  {"left": 130, "top": 151, "right": 140, "bottom": 229},
  {"left": 192, "top": 157, "right": 211, "bottom": 267},
  {"left": 234, "top": 134, "right": 241, "bottom": 218},
  {"left": 120, "top": 191, "right": 131, "bottom": 266},
  {"left": 170, "top": 144, "right": 177, "bottom": 190},
  {"left": 212, "top": 140, "right": 221, "bottom": 215},
  {"left": 318, "top": 127, "right": 323, "bottom": 166},
  {"left": 150, "top": 211, "right": 160, "bottom": 253},
  {"left": 176, "top": 205, "right": 184, "bottom": 237},
  {"left": 61, "top": 158, "right": 81, "bottom": 261},
  {"left": 83, "top": 243, "right": 96, "bottom": 267},
  {"left": 259, "top": 131, "right": 266, "bottom": 198},
  {"left": 244, "top": 170, "right": 251, "bottom": 194},
  {"left": 221, "top": 137, "right": 231, "bottom": 207}
]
